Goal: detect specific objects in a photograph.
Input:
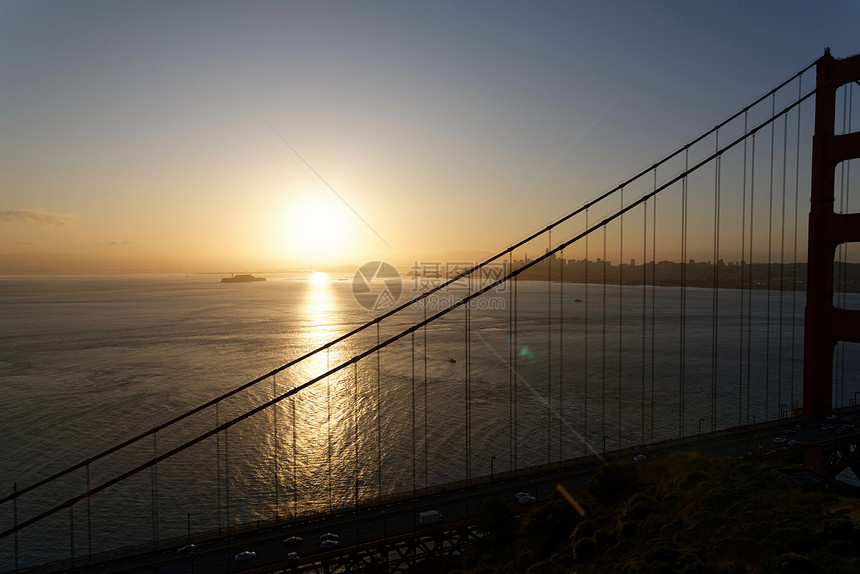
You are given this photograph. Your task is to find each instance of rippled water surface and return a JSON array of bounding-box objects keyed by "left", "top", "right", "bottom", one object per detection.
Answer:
[{"left": 1, "top": 272, "right": 857, "bottom": 569}]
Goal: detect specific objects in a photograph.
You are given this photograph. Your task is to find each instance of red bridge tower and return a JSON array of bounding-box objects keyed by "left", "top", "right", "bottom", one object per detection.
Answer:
[{"left": 804, "top": 49, "right": 860, "bottom": 416}]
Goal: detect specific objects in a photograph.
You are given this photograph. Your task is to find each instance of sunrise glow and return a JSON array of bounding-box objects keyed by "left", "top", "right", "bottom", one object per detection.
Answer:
[{"left": 310, "top": 271, "right": 329, "bottom": 285}]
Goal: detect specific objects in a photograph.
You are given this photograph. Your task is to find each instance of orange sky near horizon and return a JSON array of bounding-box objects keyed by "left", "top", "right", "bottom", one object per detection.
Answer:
[{"left": 1, "top": 2, "right": 858, "bottom": 273}]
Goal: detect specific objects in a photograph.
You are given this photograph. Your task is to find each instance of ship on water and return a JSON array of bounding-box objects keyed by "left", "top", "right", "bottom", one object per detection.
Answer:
[{"left": 220, "top": 273, "right": 266, "bottom": 283}]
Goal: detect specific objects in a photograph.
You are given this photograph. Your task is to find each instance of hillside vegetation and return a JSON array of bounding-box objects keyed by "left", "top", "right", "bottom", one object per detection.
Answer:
[{"left": 449, "top": 452, "right": 860, "bottom": 573}]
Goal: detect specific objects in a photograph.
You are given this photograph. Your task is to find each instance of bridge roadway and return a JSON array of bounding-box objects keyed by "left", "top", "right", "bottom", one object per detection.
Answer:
[{"left": 16, "top": 407, "right": 860, "bottom": 574}]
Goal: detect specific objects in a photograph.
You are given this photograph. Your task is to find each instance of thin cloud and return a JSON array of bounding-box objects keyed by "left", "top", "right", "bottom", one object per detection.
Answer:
[
  {"left": 106, "top": 240, "right": 133, "bottom": 246},
  {"left": 0, "top": 209, "right": 73, "bottom": 225}
]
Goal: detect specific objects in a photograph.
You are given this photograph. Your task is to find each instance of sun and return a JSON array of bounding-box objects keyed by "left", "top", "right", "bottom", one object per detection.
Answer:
[
  {"left": 310, "top": 271, "right": 329, "bottom": 285},
  {"left": 280, "top": 193, "right": 350, "bottom": 264}
]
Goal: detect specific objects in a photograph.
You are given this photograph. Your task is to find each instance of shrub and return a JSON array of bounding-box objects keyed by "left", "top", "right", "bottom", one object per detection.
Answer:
[
  {"left": 520, "top": 498, "right": 581, "bottom": 555},
  {"left": 642, "top": 539, "right": 680, "bottom": 567},
  {"left": 771, "top": 552, "right": 814, "bottom": 574},
  {"left": 676, "top": 470, "right": 707, "bottom": 490},
  {"left": 819, "top": 517, "right": 856, "bottom": 542},
  {"left": 571, "top": 519, "right": 596, "bottom": 542},
  {"left": 620, "top": 519, "right": 640, "bottom": 538},
  {"left": 622, "top": 496, "right": 655, "bottom": 521},
  {"left": 825, "top": 539, "right": 856, "bottom": 556},
  {"left": 593, "top": 527, "right": 616, "bottom": 549},
  {"left": 572, "top": 537, "right": 597, "bottom": 563},
  {"left": 524, "top": 559, "right": 553, "bottom": 574}
]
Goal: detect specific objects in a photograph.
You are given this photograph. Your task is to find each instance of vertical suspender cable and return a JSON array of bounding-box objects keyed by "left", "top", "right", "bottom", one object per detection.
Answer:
[
  {"left": 86, "top": 463, "right": 92, "bottom": 558},
  {"left": 739, "top": 113, "right": 749, "bottom": 425},
  {"left": 273, "top": 377, "right": 279, "bottom": 520},
  {"left": 642, "top": 200, "right": 648, "bottom": 444},
  {"left": 377, "top": 324, "right": 382, "bottom": 497},
  {"left": 216, "top": 403, "right": 221, "bottom": 532},
  {"left": 778, "top": 112, "right": 788, "bottom": 417},
  {"left": 511, "top": 275, "right": 520, "bottom": 476},
  {"left": 547, "top": 230, "right": 553, "bottom": 464},
  {"left": 466, "top": 273, "right": 472, "bottom": 480},
  {"left": 618, "top": 189, "right": 624, "bottom": 446},
  {"left": 765, "top": 94, "right": 776, "bottom": 421},
  {"left": 791, "top": 78, "right": 802, "bottom": 412},
  {"left": 354, "top": 362, "right": 359, "bottom": 506},
  {"left": 651, "top": 174, "right": 657, "bottom": 442},
  {"left": 584, "top": 210, "right": 589, "bottom": 455},
  {"left": 224, "top": 427, "right": 229, "bottom": 528},
  {"left": 422, "top": 299, "right": 430, "bottom": 488},
  {"left": 151, "top": 433, "right": 158, "bottom": 544},
  {"left": 835, "top": 85, "right": 847, "bottom": 406},
  {"left": 354, "top": 362, "right": 360, "bottom": 544},
  {"left": 69, "top": 505, "right": 74, "bottom": 563},
  {"left": 747, "top": 133, "right": 757, "bottom": 424},
  {"left": 291, "top": 396, "right": 297, "bottom": 515},
  {"left": 680, "top": 149, "right": 688, "bottom": 437},
  {"left": 559, "top": 248, "right": 565, "bottom": 460},
  {"left": 412, "top": 334, "right": 416, "bottom": 492},
  {"left": 508, "top": 252, "right": 514, "bottom": 472},
  {"left": 712, "top": 131, "right": 721, "bottom": 432},
  {"left": 837, "top": 82, "right": 852, "bottom": 404},
  {"left": 327, "top": 349, "right": 332, "bottom": 512},
  {"left": 13, "top": 482, "right": 18, "bottom": 572},
  {"left": 839, "top": 82, "right": 860, "bottom": 404},
  {"left": 602, "top": 225, "right": 607, "bottom": 450}
]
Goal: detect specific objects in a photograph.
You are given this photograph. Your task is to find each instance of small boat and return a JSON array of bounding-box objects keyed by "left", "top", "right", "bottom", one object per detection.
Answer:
[{"left": 221, "top": 274, "right": 266, "bottom": 283}]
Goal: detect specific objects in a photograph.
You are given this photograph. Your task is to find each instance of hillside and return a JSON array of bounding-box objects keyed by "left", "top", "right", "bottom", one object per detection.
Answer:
[{"left": 450, "top": 452, "right": 860, "bottom": 573}]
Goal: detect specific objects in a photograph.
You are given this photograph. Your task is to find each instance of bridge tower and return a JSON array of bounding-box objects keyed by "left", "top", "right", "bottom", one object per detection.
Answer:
[{"left": 804, "top": 49, "right": 860, "bottom": 416}]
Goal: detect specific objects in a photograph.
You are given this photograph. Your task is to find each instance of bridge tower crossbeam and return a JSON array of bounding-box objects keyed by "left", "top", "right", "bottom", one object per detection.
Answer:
[{"left": 804, "top": 49, "right": 860, "bottom": 416}]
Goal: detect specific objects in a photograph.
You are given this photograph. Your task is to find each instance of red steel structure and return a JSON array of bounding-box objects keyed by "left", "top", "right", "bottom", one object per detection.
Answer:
[{"left": 804, "top": 49, "right": 860, "bottom": 416}]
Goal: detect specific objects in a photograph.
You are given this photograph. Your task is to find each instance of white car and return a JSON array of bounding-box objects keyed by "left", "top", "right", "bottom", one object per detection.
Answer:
[
  {"left": 320, "top": 539, "right": 339, "bottom": 550},
  {"left": 773, "top": 437, "right": 787, "bottom": 444},
  {"left": 234, "top": 551, "right": 256, "bottom": 562}
]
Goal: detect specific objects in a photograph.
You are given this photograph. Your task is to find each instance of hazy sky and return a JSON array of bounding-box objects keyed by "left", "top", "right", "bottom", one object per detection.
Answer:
[{"left": 1, "top": 1, "right": 857, "bottom": 272}]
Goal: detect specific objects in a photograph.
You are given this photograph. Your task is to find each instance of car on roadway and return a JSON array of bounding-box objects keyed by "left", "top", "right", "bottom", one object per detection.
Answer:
[
  {"left": 418, "top": 510, "right": 443, "bottom": 525},
  {"left": 320, "top": 539, "right": 339, "bottom": 550},
  {"left": 788, "top": 439, "right": 800, "bottom": 447},
  {"left": 234, "top": 551, "right": 256, "bottom": 562},
  {"left": 633, "top": 454, "right": 647, "bottom": 461},
  {"left": 515, "top": 492, "right": 536, "bottom": 504},
  {"left": 177, "top": 544, "right": 196, "bottom": 554},
  {"left": 773, "top": 437, "right": 787, "bottom": 444},
  {"left": 283, "top": 536, "right": 303, "bottom": 546},
  {"left": 320, "top": 532, "right": 340, "bottom": 541},
  {"left": 286, "top": 552, "right": 300, "bottom": 560}
]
